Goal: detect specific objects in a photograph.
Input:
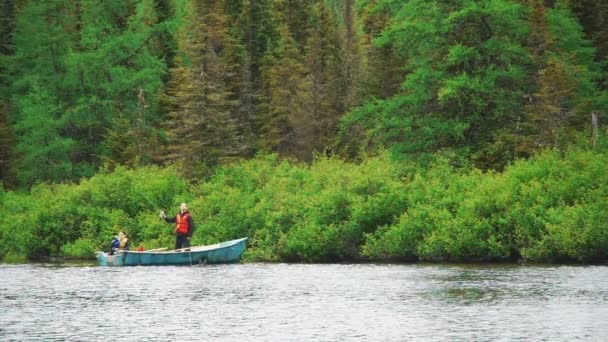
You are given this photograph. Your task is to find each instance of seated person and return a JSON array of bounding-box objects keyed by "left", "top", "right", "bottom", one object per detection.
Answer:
[{"left": 109, "top": 230, "right": 130, "bottom": 255}]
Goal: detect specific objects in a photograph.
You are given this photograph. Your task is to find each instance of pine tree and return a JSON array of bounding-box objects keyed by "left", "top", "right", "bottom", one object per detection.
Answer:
[
  {"left": 260, "top": 22, "right": 314, "bottom": 160},
  {"left": 358, "top": 0, "right": 404, "bottom": 100},
  {"left": 569, "top": 0, "right": 608, "bottom": 58},
  {"left": 525, "top": 58, "right": 579, "bottom": 150},
  {"left": 0, "top": 0, "right": 17, "bottom": 57},
  {"left": 12, "top": 83, "right": 74, "bottom": 186},
  {"left": 163, "top": 0, "right": 241, "bottom": 177},
  {"left": 489, "top": 0, "right": 556, "bottom": 161},
  {"left": 235, "top": 0, "right": 275, "bottom": 87},
  {"left": 223, "top": 26, "right": 258, "bottom": 157},
  {"left": 226, "top": 0, "right": 276, "bottom": 149},
  {"left": 0, "top": 103, "right": 16, "bottom": 187},
  {"left": 304, "top": 3, "right": 333, "bottom": 153},
  {"left": 0, "top": 0, "right": 18, "bottom": 187},
  {"left": 342, "top": 0, "right": 360, "bottom": 109},
  {"left": 96, "top": 0, "right": 167, "bottom": 167},
  {"left": 520, "top": 0, "right": 603, "bottom": 153},
  {"left": 303, "top": 2, "right": 350, "bottom": 154},
  {"left": 153, "top": 0, "right": 178, "bottom": 77}
]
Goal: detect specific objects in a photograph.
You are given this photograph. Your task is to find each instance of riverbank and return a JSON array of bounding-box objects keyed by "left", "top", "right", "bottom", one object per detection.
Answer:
[{"left": 1, "top": 147, "right": 607, "bottom": 264}]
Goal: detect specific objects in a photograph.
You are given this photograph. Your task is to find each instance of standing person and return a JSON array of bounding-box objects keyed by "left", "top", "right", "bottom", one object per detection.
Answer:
[{"left": 160, "top": 203, "right": 195, "bottom": 250}]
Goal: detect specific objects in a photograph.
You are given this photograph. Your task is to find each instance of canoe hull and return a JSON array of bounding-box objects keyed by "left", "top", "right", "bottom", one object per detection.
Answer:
[{"left": 96, "top": 237, "right": 247, "bottom": 266}]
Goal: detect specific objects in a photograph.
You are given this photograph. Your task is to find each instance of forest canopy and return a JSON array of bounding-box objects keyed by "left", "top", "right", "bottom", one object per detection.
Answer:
[{"left": 1, "top": 0, "right": 605, "bottom": 186}]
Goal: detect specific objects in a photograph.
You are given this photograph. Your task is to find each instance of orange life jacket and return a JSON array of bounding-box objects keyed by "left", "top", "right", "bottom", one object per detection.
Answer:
[{"left": 175, "top": 212, "right": 191, "bottom": 235}]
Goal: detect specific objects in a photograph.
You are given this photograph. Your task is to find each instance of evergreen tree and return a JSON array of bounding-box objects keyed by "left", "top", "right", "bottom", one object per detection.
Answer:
[
  {"left": 569, "top": 0, "right": 608, "bottom": 76},
  {"left": 223, "top": 26, "right": 258, "bottom": 157},
  {"left": 65, "top": 0, "right": 136, "bottom": 172},
  {"left": 7, "top": 0, "right": 78, "bottom": 184},
  {"left": 524, "top": 57, "right": 579, "bottom": 151},
  {"left": 260, "top": 22, "right": 314, "bottom": 160},
  {"left": 342, "top": 0, "right": 360, "bottom": 109},
  {"left": 519, "top": 0, "right": 604, "bottom": 154},
  {"left": 153, "top": 0, "right": 178, "bottom": 77},
  {"left": 13, "top": 83, "right": 74, "bottom": 185},
  {"left": 7, "top": 0, "right": 168, "bottom": 184},
  {"left": 3, "top": 0, "right": 606, "bottom": 185},
  {"left": 258, "top": 0, "right": 367, "bottom": 161},
  {"left": 95, "top": 0, "right": 167, "bottom": 167},
  {"left": 235, "top": 0, "right": 275, "bottom": 86},
  {"left": 0, "top": 103, "right": 16, "bottom": 187},
  {"left": 0, "top": 0, "right": 17, "bottom": 57},
  {"left": 0, "top": 0, "right": 18, "bottom": 187},
  {"left": 358, "top": 0, "right": 404, "bottom": 100},
  {"left": 228, "top": 0, "right": 275, "bottom": 145},
  {"left": 339, "top": 0, "right": 533, "bottom": 165},
  {"left": 164, "top": 0, "right": 241, "bottom": 177},
  {"left": 304, "top": 2, "right": 350, "bottom": 154},
  {"left": 219, "top": 0, "right": 264, "bottom": 157}
]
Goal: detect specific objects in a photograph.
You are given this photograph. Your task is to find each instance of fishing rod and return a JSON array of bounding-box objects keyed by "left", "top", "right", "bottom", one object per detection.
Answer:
[{"left": 134, "top": 190, "right": 170, "bottom": 223}]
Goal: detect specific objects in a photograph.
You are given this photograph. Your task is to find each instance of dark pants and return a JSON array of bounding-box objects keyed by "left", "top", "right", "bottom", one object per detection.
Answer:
[{"left": 175, "top": 234, "right": 190, "bottom": 250}]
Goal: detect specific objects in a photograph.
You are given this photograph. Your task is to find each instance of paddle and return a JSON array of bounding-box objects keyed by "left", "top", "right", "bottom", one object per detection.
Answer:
[{"left": 144, "top": 247, "right": 168, "bottom": 252}]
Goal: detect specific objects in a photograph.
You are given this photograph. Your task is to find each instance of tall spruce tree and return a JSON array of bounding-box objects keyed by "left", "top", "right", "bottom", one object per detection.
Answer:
[
  {"left": 358, "top": 0, "right": 404, "bottom": 100},
  {"left": 260, "top": 21, "right": 314, "bottom": 160},
  {"left": 0, "top": 103, "right": 16, "bottom": 187},
  {"left": 164, "top": 0, "right": 242, "bottom": 177},
  {"left": 0, "top": 0, "right": 17, "bottom": 187},
  {"left": 223, "top": 0, "right": 276, "bottom": 156},
  {"left": 95, "top": 0, "right": 167, "bottom": 167},
  {"left": 341, "top": 0, "right": 360, "bottom": 109},
  {"left": 304, "top": 2, "right": 351, "bottom": 154},
  {"left": 519, "top": 0, "right": 604, "bottom": 153}
]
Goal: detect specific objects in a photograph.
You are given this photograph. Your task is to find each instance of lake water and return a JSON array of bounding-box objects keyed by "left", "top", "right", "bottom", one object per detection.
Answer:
[{"left": 1, "top": 263, "right": 607, "bottom": 341}]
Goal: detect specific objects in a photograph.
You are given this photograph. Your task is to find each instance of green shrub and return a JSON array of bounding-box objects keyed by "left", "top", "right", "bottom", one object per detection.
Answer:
[
  {"left": 61, "top": 238, "right": 96, "bottom": 259},
  {"left": 1, "top": 147, "right": 607, "bottom": 263}
]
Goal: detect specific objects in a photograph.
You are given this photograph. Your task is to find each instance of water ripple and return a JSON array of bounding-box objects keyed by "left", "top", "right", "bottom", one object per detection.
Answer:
[{"left": 0, "top": 263, "right": 607, "bottom": 341}]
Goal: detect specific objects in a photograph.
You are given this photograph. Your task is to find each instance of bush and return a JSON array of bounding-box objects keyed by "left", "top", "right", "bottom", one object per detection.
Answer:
[
  {"left": 0, "top": 165, "right": 190, "bottom": 260},
  {"left": 363, "top": 147, "right": 608, "bottom": 263},
  {"left": 61, "top": 238, "right": 96, "bottom": 259},
  {"left": 2, "top": 147, "right": 607, "bottom": 263}
]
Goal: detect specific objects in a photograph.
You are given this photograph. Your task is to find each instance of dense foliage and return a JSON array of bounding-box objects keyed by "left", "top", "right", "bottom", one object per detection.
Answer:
[
  {"left": 1, "top": 0, "right": 605, "bottom": 187},
  {"left": 337, "top": 0, "right": 606, "bottom": 168},
  {"left": 0, "top": 0, "right": 607, "bottom": 263},
  {"left": 1, "top": 146, "right": 607, "bottom": 263}
]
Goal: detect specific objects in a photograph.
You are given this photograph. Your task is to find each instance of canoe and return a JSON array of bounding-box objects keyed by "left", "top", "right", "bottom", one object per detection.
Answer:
[{"left": 96, "top": 237, "right": 247, "bottom": 266}]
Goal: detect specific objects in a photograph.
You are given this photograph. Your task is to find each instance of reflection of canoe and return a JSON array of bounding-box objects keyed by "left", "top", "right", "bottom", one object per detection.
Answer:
[{"left": 96, "top": 238, "right": 247, "bottom": 266}]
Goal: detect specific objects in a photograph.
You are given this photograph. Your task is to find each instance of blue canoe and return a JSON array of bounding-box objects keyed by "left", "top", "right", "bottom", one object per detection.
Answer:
[{"left": 96, "top": 237, "right": 247, "bottom": 266}]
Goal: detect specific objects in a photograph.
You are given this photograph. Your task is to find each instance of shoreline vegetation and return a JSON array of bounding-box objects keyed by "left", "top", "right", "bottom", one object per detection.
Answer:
[
  {"left": 2, "top": 146, "right": 607, "bottom": 265},
  {"left": 0, "top": 1, "right": 607, "bottom": 266}
]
